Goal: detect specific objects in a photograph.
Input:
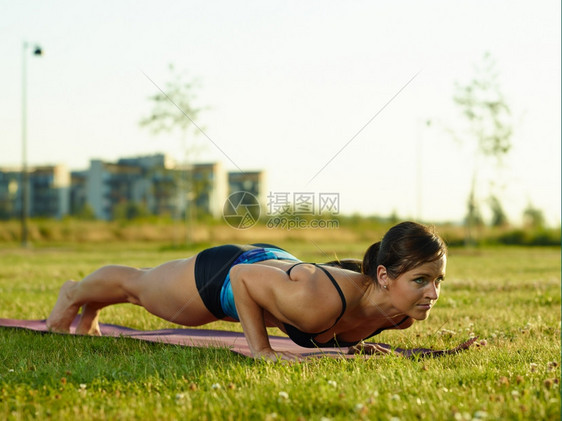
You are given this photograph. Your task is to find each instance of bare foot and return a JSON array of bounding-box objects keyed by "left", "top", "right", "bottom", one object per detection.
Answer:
[
  {"left": 46, "top": 280, "right": 80, "bottom": 333},
  {"left": 75, "top": 303, "right": 102, "bottom": 336},
  {"left": 75, "top": 320, "right": 102, "bottom": 336}
]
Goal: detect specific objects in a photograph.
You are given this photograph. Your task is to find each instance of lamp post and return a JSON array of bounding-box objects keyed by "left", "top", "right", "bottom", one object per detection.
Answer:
[
  {"left": 21, "top": 42, "right": 42, "bottom": 247},
  {"left": 416, "top": 119, "right": 431, "bottom": 222}
]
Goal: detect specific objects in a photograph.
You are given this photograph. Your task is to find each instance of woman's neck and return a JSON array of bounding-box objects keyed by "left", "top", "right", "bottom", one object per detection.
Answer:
[{"left": 356, "top": 283, "right": 403, "bottom": 320}]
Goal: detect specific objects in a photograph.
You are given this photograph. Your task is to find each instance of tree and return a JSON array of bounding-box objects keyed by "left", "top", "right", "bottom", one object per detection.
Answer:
[
  {"left": 74, "top": 204, "right": 96, "bottom": 221},
  {"left": 113, "top": 201, "right": 149, "bottom": 221},
  {"left": 523, "top": 203, "right": 545, "bottom": 230},
  {"left": 488, "top": 195, "right": 508, "bottom": 227},
  {"left": 453, "top": 53, "right": 513, "bottom": 244},
  {"left": 140, "top": 65, "right": 205, "bottom": 244}
]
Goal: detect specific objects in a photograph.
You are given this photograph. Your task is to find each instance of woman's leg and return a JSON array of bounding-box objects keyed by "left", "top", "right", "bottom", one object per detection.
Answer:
[
  {"left": 46, "top": 256, "right": 218, "bottom": 334},
  {"left": 75, "top": 302, "right": 109, "bottom": 335}
]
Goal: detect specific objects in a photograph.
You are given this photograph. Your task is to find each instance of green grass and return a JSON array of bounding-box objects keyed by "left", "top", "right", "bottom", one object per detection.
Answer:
[{"left": 0, "top": 243, "right": 560, "bottom": 420}]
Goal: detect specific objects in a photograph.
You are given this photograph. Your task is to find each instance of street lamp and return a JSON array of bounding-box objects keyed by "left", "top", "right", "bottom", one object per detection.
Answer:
[
  {"left": 416, "top": 119, "right": 431, "bottom": 222},
  {"left": 21, "top": 42, "right": 42, "bottom": 247}
]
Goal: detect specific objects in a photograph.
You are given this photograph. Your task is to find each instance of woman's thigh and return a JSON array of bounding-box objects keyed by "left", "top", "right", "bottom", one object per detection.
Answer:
[{"left": 133, "top": 255, "right": 217, "bottom": 326}]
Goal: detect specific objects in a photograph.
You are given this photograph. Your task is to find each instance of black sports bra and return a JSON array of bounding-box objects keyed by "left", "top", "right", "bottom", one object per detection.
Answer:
[{"left": 282, "top": 262, "right": 410, "bottom": 348}]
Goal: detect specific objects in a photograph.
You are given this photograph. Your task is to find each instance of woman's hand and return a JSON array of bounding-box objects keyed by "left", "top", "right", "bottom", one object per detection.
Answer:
[
  {"left": 348, "top": 342, "right": 399, "bottom": 356},
  {"left": 254, "top": 348, "right": 305, "bottom": 362}
]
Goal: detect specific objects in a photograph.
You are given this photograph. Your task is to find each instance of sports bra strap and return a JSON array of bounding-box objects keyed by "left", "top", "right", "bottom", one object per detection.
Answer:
[
  {"left": 286, "top": 262, "right": 347, "bottom": 329},
  {"left": 286, "top": 261, "right": 308, "bottom": 275}
]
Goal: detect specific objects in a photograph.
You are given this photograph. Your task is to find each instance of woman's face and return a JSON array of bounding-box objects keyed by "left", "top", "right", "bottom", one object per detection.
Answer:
[{"left": 382, "top": 255, "right": 447, "bottom": 320}]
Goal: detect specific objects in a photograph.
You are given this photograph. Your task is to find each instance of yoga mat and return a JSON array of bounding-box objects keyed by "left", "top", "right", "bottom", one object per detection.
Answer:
[{"left": 0, "top": 318, "right": 478, "bottom": 359}]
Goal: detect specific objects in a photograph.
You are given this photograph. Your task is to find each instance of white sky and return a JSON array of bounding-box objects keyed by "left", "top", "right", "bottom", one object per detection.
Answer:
[{"left": 1, "top": 1, "right": 560, "bottom": 225}]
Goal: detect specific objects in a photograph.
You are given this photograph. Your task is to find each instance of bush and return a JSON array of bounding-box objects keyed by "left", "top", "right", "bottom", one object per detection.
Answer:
[{"left": 496, "top": 228, "right": 561, "bottom": 246}]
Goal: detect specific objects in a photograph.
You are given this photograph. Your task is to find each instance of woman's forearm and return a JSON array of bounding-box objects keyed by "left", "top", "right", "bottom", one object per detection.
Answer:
[
  {"left": 229, "top": 265, "right": 305, "bottom": 362},
  {"left": 230, "top": 272, "right": 274, "bottom": 357}
]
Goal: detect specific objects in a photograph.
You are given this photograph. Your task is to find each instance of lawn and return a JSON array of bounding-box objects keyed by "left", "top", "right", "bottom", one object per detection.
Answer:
[{"left": 0, "top": 242, "right": 560, "bottom": 420}]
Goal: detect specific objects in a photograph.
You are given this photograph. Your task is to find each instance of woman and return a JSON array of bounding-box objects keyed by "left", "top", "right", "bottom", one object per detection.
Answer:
[{"left": 47, "top": 221, "right": 447, "bottom": 361}]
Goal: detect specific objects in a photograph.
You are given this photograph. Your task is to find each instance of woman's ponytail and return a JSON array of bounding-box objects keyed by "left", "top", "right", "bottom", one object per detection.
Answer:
[
  {"left": 362, "top": 241, "right": 381, "bottom": 279},
  {"left": 323, "top": 259, "right": 362, "bottom": 273}
]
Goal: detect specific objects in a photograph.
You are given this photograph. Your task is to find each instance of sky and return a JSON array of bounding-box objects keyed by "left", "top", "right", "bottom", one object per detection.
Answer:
[{"left": 1, "top": 1, "right": 560, "bottom": 226}]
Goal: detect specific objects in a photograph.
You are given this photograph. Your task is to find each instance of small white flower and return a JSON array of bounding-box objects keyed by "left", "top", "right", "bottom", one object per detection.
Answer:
[
  {"left": 354, "top": 403, "right": 365, "bottom": 412},
  {"left": 390, "top": 417, "right": 401, "bottom": 421},
  {"left": 211, "top": 383, "right": 221, "bottom": 390},
  {"left": 327, "top": 380, "right": 337, "bottom": 387},
  {"left": 511, "top": 390, "right": 520, "bottom": 398},
  {"left": 454, "top": 413, "right": 472, "bottom": 421},
  {"left": 79, "top": 384, "right": 87, "bottom": 390},
  {"left": 8, "top": 369, "right": 14, "bottom": 372},
  {"left": 278, "top": 391, "right": 289, "bottom": 400},
  {"left": 391, "top": 394, "right": 400, "bottom": 401},
  {"left": 175, "top": 393, "right": 185, "bottom": 400},
  {"left": 473, "top": 410, "right": 488, "bottom": 419},
  {"left": 416, "top": 397, "right": 422, "bottom": 405}
]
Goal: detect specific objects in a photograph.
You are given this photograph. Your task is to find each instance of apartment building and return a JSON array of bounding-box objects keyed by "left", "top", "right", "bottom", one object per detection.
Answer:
[
  {"left": 0, "top": 154, "right": 264, "bottom": 221},
  {"left": 0, "top": 164, "right": 70, "bottom": 219},
  {"left": 228, "top": 170, "right": 267, "bottom": 205}
]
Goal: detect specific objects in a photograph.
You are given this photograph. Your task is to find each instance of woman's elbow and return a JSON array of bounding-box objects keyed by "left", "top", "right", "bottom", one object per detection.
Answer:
[{"left": 229, "top": 264, "right": 249, "bottom": 287}]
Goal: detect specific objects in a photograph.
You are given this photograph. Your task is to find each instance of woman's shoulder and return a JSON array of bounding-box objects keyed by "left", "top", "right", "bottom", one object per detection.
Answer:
[{"left": 282, "top": 264, "right": 347, "bottom": 330}]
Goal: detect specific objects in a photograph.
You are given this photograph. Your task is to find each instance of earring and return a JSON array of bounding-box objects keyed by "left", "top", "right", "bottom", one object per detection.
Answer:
[{"left": 383, "top": 285, "right": 388, "bottom": 289}]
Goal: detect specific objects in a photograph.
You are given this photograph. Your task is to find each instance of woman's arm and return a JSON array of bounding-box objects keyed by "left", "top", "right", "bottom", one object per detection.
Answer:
[
  {"left": 229, "top": 263, "right": 338, "bottom": 361},
  {"left": 229, "top": 265, "right": 278, "bottom": 359}
]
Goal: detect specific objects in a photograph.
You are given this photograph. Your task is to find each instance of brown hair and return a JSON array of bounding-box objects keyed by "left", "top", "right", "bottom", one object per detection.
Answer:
[
  {"left": 361, "top": 221, "right": 447, "bottom": 283},
  {"left": 323, "top": 258, "right": 363, "bottom": 272}
]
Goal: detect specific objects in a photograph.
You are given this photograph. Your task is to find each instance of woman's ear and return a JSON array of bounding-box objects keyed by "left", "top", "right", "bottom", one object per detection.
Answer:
[{"left": 377, "top": 265, "right": 388, "bottom": 287}]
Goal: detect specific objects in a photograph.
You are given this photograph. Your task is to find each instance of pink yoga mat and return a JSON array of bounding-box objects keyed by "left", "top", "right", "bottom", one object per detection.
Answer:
[{"left": 0, "top": 318, "right": 478, "bottom": 359}]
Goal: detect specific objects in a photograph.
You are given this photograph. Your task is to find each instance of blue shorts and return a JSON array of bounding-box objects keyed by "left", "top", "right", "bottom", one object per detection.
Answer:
[{"left": 194, "top": 244, "right": 299, "bottom": 319}]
